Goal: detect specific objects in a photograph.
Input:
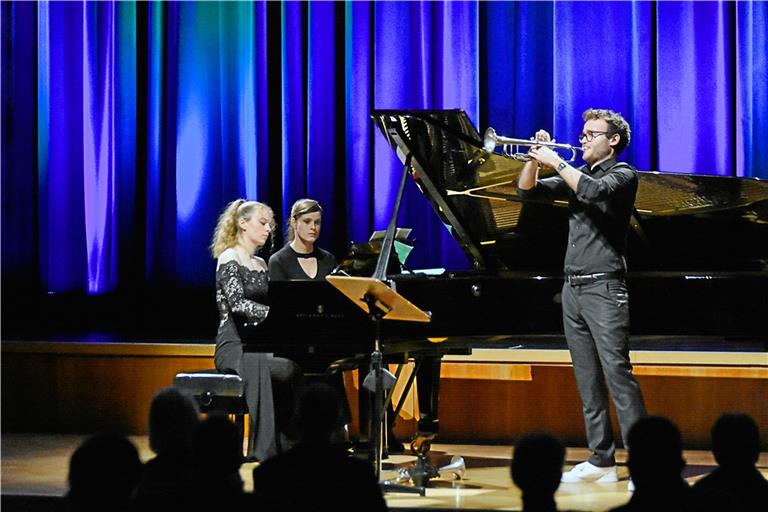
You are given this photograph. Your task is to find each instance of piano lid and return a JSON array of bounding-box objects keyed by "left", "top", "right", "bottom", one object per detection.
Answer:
[{"left": 371, "top": 110, "right": 768, "bottom": 273}]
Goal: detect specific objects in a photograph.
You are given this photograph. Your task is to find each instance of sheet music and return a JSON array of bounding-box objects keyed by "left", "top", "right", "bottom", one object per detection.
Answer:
[{"left": 369, "top": 228, "right": 412, "bottom": 241}]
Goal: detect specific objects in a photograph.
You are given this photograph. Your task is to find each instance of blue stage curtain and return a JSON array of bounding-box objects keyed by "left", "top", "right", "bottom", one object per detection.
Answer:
[
  {"left": 372, "top": 0, "right": 479, "bottom": 269},
  {"left": 2, "top": 0, "right": 767, "bottom": 293}
]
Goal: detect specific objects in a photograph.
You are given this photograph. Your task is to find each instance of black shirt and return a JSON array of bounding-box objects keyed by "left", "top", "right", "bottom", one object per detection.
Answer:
[
  {"left": 518, "top": 157, "right": 638, "bottom": 275},
  {"left": 268, "top": 244, "right": 337, "bottom": 281}
]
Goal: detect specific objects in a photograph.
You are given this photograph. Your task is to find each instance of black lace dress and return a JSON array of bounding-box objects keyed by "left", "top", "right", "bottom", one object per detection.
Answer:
[{"left": 214, "top": 260, "right": 299, "bottom": 461}]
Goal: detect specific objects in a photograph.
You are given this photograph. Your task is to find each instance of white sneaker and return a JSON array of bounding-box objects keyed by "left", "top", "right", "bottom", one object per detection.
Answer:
[
  {"left": 627, "top": 478, "right": 635, "bottom": 492},
  {"left": 561, "top": 461, "right": 618, "bottom": 483}
]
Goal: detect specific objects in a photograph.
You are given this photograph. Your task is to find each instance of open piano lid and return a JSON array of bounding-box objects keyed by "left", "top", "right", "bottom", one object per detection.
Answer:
[{"left": 371, "top": 110, "right": 768, "bottom": 273}]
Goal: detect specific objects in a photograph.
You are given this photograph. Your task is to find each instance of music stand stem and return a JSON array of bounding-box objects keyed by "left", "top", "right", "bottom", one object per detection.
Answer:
[
  {"left": 360, "top": 292, "right": 425, "bottom": 496},
  {"left": 360, "top": 292, "right": 386, "bottom": 479},
  {"left": 326, "top": 152, "right": 430, "bottom": 496}
]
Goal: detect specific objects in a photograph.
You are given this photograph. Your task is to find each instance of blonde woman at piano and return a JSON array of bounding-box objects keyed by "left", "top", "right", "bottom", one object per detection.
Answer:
[
  {"left": 268, "top": 198, "right": 337, "bottom": 281},
  {"left": 211, "top": 199, "right": 301, "bottom": 462}
]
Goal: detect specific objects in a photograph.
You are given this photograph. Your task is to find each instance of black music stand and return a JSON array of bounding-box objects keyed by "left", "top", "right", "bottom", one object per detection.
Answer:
[
  {"left": 328, "top": 151, "right": 434, "bottom": 495},
  {"left": 326, "top": 275, "right": 430, "bottom": 487}
]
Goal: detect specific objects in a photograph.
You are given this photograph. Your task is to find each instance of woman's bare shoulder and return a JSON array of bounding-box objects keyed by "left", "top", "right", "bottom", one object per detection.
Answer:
[
  {"left": 217, "top": 248, "right": 239, "bottom": 268},
  {"left": 251, "top": 256, "right": 268, "bottom": 272}
]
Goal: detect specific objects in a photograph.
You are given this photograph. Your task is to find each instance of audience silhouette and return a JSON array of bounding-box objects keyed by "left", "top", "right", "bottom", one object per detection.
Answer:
[
  {"left": 61, "top": 384, "right": 766, "bottom": 512},
  {"left": 610, "top": 415, "right": 691, "bottom": 511},
  {"left": 692, "top": 413, "right": 768, "bottom": 512},
  {"left": 252, "top": 382, "right": 387, "bottom": 511},
  {"left": 191, "top": 414, "right": 247, "bottom": 501},
  {"left": 511, "top": 432, "right": 566, "bottom": 512},
  {"left": 132, "top": 386, "right": 200, "bottom": 510},
  {"left": 66, "top": 433, "right": 142, "bottom": 512}
]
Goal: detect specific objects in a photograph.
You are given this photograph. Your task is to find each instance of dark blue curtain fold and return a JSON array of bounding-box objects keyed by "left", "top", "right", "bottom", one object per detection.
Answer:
[
  {"left": 481, "top": 1, "right": 554, "bottom": 140},
  {"left": 738, "top": 0, "right": 768, "bottom": 177},
  {"left": 306, "top": 1, "right": 339, "bottom": 250},
  {"left": 1, "top": 1, "right": 38, "bottom": 288},
  {"left": 39, "top": 1, "right": 88, "bottom": 292},
  {"left": 2, "top": 0, "right": 767, "bottom": 294},
  {"left": 344, "top": 0, "right": 373, "bottom": 246},
  {"left": 552, "top": 1, "right": 655, "bottom": 171}
]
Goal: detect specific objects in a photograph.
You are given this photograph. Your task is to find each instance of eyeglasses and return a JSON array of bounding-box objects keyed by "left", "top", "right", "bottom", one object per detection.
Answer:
[{"left": 578, "top": 131, "right": 614, "bottom": 143}]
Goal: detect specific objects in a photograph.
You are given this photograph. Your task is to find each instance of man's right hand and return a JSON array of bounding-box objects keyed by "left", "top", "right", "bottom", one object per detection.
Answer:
[
  {"left": 529, "top": 130, "right": 554, "bottom": 168},
  {"left": 519, "top": 129, "right": 553, "bottom": 191}
]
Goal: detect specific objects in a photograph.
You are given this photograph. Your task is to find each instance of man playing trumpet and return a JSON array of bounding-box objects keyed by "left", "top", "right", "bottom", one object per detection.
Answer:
[{"left": 518, "top": 109, "right": 646, "bottom": 489}]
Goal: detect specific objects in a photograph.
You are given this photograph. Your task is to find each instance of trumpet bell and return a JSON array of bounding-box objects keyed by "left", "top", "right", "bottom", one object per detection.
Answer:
[
  {"left": 483, "top": 127, "right": 498, "bottom": 153},
  {"left": 438, "top": 455, "right": 466, "bottom": 480}
]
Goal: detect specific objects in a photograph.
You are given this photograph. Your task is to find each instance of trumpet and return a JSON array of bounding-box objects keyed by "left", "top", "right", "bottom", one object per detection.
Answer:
[{"left": 483, "top": 127, "right": 583, "bottom": 162}]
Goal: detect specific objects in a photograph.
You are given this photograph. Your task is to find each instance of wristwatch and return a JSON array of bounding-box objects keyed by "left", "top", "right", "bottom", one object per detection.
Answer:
[{"left": 556, "top": 162, "right": 567, "bottom": 173}]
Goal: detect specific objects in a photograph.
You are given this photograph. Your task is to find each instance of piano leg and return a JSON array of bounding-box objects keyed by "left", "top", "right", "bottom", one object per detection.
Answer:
[
  {"left": 410, "top": 355, "right": 441, "bottom": 454},
  {"left": 357, "top": 371, "right": 369, "bottom": 439},
  {"left": 357, "top": 372, "right": 402, "bottom": 454}
]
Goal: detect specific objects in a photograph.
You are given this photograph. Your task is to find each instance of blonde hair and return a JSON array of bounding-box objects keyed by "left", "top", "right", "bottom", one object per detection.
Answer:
[
  {"left": 286, "top": 198, "right": 322, "bottom": 243},
  {"left": 210, "top": 199, "right": 275, "bottom": 258}
]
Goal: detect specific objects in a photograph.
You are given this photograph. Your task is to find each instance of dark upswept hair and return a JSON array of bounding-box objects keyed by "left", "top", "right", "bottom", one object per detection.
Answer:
[
  {"left": 583, "top": 108, "right": 631, "bottom": 155},
  {"left": 210, "top": 199, "right": 275, "bottom": 258},
  {"left": 286, "top": 198, "right": 323, "bottom": 243}
]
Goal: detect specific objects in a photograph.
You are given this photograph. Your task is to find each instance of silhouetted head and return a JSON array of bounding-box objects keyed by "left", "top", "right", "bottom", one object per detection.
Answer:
[
  {"left": 711, "top": 413, "right": 761, "bottom": 469},
  {"left": 297, "top": 382, "right": 342, "bottom": 443},
  {"left": 193, "top": 414, "right": 243, "bottom": 473},
  {"left": 68, "top": 433, "right": 142, "bottom": 508},
  {"left": 149, "top": 386, "right": 199, "bottom": 456},
  {"left": 511, "top": 432, "right": 565, "bottom": 498},
  {"left": 627, "top": 416, "right": 685, "bottom": 489}
]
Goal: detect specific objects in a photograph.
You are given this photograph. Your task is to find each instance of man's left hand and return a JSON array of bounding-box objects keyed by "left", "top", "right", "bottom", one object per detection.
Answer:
[{"left": 529, "top": 145, "right": 562, "bottom": 170}]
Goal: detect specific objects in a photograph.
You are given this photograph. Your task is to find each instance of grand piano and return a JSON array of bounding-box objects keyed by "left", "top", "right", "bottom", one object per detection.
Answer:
[{"left": 240, "top": 109, "right": 768, "bottom": 440}]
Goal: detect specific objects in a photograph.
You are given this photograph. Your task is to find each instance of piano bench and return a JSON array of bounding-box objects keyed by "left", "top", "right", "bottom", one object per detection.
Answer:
[{"left": 173, "top": 370, "right": 252, "bottom": 457}]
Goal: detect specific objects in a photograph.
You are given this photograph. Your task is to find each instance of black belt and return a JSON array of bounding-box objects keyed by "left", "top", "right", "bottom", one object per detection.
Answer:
[{"left": 565, "top": 272, "right": 624, "bottom": 286}]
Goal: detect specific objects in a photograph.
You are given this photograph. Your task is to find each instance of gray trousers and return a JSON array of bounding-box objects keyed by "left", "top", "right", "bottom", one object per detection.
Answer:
[
  {"left": 216, "top": 346, "right": 301, "bottom": 461},
  {"left": 562, "top": 278, "right": 646, "bottom": 467}
]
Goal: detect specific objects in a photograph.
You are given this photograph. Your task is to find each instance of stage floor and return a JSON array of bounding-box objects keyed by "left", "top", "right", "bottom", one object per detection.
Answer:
[{"left": 3, "top": 434, "right": 767, "bottom": 511}]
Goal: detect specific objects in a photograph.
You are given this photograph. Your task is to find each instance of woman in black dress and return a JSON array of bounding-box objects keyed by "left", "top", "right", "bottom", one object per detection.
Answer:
[
  {"left": 210, "top": 199, "right": 300, "bottom": 461},
  {"left": 267, "top": 199, "right": 354, "bottom": 428},
  {"left": 268, "top": 199, "right": 337, "bottom": 280}
]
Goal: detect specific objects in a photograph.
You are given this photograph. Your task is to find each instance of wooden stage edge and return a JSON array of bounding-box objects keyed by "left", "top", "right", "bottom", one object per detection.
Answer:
[
  {"left": 2, "top": 341, "right": 767, "bottom": 450},
  {"left": 3, "top": 339, "right": 766, "bottom": 370}
]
